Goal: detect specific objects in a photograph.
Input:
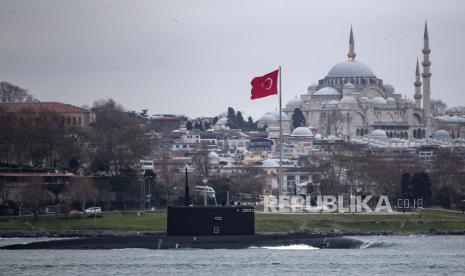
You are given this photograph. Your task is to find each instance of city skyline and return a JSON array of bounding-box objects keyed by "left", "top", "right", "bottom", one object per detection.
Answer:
[{"left": 1, "top": 0, "right": 464, "bottom": 120}]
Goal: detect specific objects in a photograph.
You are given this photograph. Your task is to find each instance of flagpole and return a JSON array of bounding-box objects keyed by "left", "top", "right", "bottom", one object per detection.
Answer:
[{"left": 278, "top": 66, "right": 282, "bottom": 212}]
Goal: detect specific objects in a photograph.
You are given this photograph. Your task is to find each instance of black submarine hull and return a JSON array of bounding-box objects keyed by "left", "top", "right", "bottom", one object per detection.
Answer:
[{"left": 1, "top": 233, "right": 365, "bottom": 250}]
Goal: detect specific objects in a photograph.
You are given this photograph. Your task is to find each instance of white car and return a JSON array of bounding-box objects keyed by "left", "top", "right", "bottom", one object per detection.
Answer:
[{"left": 85, "top": 207, "right": 102, "bottom": 214}]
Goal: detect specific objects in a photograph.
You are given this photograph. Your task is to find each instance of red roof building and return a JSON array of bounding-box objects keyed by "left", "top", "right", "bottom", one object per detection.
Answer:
[{"left": 0, "top": 101, "right": 95, "bottom": 127}]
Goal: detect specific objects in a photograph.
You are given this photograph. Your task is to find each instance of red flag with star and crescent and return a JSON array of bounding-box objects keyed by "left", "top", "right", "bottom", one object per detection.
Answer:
[{"left": 250, "top": 69, "right": 279, "bottom": 100}]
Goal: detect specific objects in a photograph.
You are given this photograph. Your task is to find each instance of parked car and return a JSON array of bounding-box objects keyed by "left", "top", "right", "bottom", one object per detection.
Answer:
[{"left": 85, "top": 207, "right": 102, "bottom": 214}]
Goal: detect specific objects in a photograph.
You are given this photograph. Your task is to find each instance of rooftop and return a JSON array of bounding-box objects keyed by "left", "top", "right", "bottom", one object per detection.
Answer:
[{"left": 0, "top": 102, "right": 90, "bottom": 113}]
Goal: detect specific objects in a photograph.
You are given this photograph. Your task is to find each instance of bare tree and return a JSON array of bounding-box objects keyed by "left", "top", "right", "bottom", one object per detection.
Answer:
[
  {"left": 0, "top": 82, "right": 37, "bottom": 103},
  {"left": 0, "top": 179, "right": 9, "bottom": 207},
  {"left": 431, "top": 99, "right": 447, "bottom": 117},
  {"left": 69, "top": 177, "right": 97, "bottom": 210},
  {"left": 20, "top": 178, "right": 53, "bottom": 219}
]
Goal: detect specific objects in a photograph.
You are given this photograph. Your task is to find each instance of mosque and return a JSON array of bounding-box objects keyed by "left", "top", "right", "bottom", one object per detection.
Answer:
[{"left": 259, "top": 23, "right": 433, "bottom": 141}]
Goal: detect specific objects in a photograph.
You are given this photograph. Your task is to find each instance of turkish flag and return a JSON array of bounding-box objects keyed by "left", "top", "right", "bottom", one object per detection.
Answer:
[{"left": 250, "top": 69, "right": 279, "bottom": 100}]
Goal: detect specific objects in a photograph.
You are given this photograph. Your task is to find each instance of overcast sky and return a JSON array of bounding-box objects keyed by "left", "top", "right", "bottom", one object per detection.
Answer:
[{"left": 1, "top": 0, "right": 464, "bottom": 120}]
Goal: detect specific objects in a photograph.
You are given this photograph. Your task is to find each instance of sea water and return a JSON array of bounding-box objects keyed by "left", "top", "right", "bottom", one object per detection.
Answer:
[{"left": 1, "top": 235, "right": 465, "bottom": 275}]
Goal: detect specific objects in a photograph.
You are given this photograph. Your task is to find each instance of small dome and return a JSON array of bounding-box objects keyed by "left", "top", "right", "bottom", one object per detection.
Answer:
[
  {"left": 383, "top": 84, "right": 394, "bottom": 92},
  {"left": 216, "top": 117, "right": 228, "bottom": 125},
  {"left": 314, "top": 133, "right": 322, "bottom": 140},
  {"left": 371, "top": 129, "right": 387, "bottom": 138},
  {"left": 433, "top": 130, "right": 450, "bottom": 139},
  {"left": 359, "top": 96, "right": 369, "bottom": 103},
  {"left": 267, "top": 111, "right": 289, "bottom": 120},
  {"left": 308, "top": 83, "right": 318, "bottom": 90},
  {"left": 370, "top": 97, "right": 388, "bottom": 105},
  {"left": 291, "top": 127, "right": 313, "bottom": 137},
  {"left": 327, "top": 135, "right": 338, "bottom": 141},
  {"left": 343, "top": 82, "right": 355, "bottom": 89},
  {"left": 327, "top": 60, "right": 376, "bottom": 78},
  {"left": 286, "top": 98, "right": 304, "bottom": 106},
  {"left": 259, "top": 111, "right": 289, "bottom": 122},
  {"left": 406, "top": 98, "right": 415, "bottom": 104},
  {"left": 340, "top": 96, "right": 357, "bottom": 105},
  {"left": 314, "top": 87, "right": 340, "bottom": 96},
  {"left": 387, "top": 97, "right": 396, "bottom": 104},
  {"left": 259, "top": 113, "right": 275, "bottom": 121}
]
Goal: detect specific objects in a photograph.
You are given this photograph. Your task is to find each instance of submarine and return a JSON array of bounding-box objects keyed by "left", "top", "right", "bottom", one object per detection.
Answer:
[
  {"left": 1, "top": 205, "right": 365, "bottom": 250},
  {"left": 1, "top": 172, "right": 365, "bottom": 250}
]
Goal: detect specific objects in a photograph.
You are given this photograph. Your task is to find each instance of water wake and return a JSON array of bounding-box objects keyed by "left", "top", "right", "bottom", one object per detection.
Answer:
[{"left": 359, "top": 241, "right": 386, "bottom": 249}]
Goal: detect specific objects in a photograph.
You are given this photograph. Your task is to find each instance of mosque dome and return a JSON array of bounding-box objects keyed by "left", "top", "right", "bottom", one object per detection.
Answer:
[
  {"left": 216, "top": 117, "right": 228, "bottom": 125},
  {"left": 370, "top": 97, "right": 388, "bottom": 105},
  {"left": 327, "top": 60, "right": 376, "bottom": 78},
  {"left": 314, "top": 133, "right": 322, "bottom": 140},
  {"left": 432, "top": 130, "right": 450, "bottom": 139},
  {"left": 327, "top": 135, "right": 338, "bottom": 142},
  {"left": 291, "top": 127, "right": 313, "bottom": 137},
  {"left": 387, "top": 97, "right": 396, "bottom": 104},
  {"left": 324, "top": 100, "right": 340, "bottom": 105},
  {"left": 383, "top": 84, "right": 395, "bottom": 92},
  {"left": 343, "top": 82, "right": 355, "bottom": 89},
  {"left": 308, "top": 83, "right": 318, "bottom": 90},
  {"left": 286, "top": 98, "right": 304, "bottom": 106},
  {"left": 259, "top": 113, "right": 275, "bottom": 121},
  {"left": 314, "top": 87, "right": 340, "bottom": 96},
  {"left": 268, "top": 111, "right": 289, "bottom": 120},
  {"left": 259, "top": 111, "right": 289, "bottom": 122},
  {"left": 406, "top": 98, "right": 415, "bottom": 104},
  {"left": 340, "top": 96, "right": 357, "bottom": 105},
  {"left": 359, "top": 97, "right": 369, "bottom": 103},
  {"left": 371, "top": 129, "right": 387, "bottom": 138}
]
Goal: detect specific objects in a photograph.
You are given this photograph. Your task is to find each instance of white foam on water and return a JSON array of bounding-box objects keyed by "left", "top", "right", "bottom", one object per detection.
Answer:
[
  {"left": 360, "top": 241, "right": 385, "bottom": 249},
  {"left": 250, "top": 244, "right": 319, "bottom": 250}
]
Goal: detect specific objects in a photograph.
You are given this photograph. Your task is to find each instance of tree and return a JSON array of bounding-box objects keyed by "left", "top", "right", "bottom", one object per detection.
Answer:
[
  {"left": 68, "top": 157, "right": 80, "bottom": 173},
  {"left": 0, "top": 180, "right": 10, "bottom": 208},
  {"left": 247, "top": 116, "right": 257, "bottom": 131},
  {"left": 0, "top": 109, "right": 80, "bottom": 168},
  {"left": 138, "top": 109, "right": 149, "bottom": 120},
  {"left": 431, "top": 99, "right": 447, "bottom": 117},
  {"left": 89, "top": 99, "right": 151, "bottom": 175},
  {"left": 186, "top": 121, "right": 193, "bottom": 130},
  {"left": 69, "top": 177, "right": 97, "bottom": 210},
  {"left": 226, "top": 107, "right": 237, "bottom": 129},
  {"left": 292, "top": 108, "right": 306, "bottom": 129},
  {"left": 20, "top": 179, "right": 53, "bottom": 219},
  {"left": 110, "top": 176, "right": 137, "bottom": 210},
  {"left": 0, "top": 81, "right": 37, "bottom": 103},
  {"left": 400, "top": 173, "right": 411, "bottom": 199},
  {"left": 194, "top": 121, "right": 204, "bottom": 131},
  {"left": 236, "top": 111, "right": 245, "bottom": 130},
  {"left": 212, "top": 117, "right": 219, "bottom": 125},
  {"left": 410, "top": 172, "right": 432, "bottom": 206}
]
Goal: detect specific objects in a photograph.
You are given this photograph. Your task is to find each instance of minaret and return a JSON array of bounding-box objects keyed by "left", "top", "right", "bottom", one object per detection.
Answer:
[
  {"left": 348, "top": 26, "right": 356, "bottom": 60},
  {"left": 414, "top": 59, "right": 422, "bottom": 108},
  {"left": 422, "top": 21, "right": 432, "bottom": 135}
]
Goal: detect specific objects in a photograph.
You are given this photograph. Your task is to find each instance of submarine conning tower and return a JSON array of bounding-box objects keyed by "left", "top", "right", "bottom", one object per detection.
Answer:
[{"left": 167, "top": 206, "right": 255, "bottom": 236}]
